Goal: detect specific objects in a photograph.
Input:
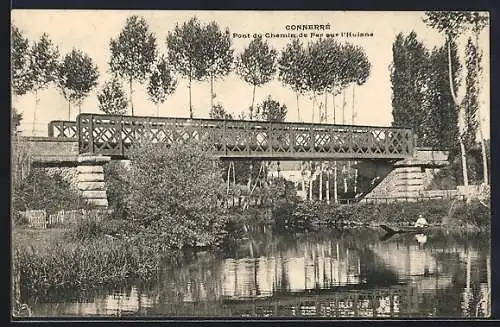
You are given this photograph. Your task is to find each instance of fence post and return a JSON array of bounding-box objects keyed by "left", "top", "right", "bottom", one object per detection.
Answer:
[
  {"left": 89, "top": 114, "right": 95, "bottom": 154},
  {"left": 48, "top": 122, "right": 54, "bottom": 137},
  {"left": 119, "top": 115, "right": 124, "bottom": 157}
]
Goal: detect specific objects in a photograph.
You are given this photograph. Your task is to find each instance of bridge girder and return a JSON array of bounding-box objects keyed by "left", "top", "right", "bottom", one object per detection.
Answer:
[{"left": 48, "top": 114, "right": 416, "bottom": 161}]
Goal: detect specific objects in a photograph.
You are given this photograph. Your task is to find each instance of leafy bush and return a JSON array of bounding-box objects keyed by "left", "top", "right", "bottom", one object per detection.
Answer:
[
  {"left": 124, "top": 141, "right": 229, "bottom": 249},
  {"left": 268, "top": 177, "right": 300, "bottom": 215},
  {"left": 103, "top": 161, "right": 130, "bottom": 218},
  {"left": 12, "top": 168, "right": 92, "bottom": 215},
  {"left": 454, "top": 201, "right": 490, "bottom": 230}
]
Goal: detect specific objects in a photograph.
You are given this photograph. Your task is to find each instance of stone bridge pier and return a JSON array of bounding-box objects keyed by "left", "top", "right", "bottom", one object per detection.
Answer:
[
  {"left": 76, "top": 155, "right": 111, "bottom": 208},
  {"left": 19, "top": 136, "right": 111, "bottom": 209},
  {"left": 359, "top": 148, "right": 450, "bottom": 202}
]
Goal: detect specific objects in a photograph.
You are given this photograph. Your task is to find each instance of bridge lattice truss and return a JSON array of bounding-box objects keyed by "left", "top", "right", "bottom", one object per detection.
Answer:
[{"left": 49, "top": 114, "right": 415, "bottom": 160}]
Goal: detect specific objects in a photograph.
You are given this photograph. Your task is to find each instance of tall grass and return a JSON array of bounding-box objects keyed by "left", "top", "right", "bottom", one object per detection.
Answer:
[{"left": 14, "top": 234, "right": 179, "bottom": 297}]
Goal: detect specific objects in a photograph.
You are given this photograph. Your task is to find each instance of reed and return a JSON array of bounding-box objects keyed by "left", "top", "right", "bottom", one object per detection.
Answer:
[{"left": 14, "top": 235, "right": 177, "bottom": 297}]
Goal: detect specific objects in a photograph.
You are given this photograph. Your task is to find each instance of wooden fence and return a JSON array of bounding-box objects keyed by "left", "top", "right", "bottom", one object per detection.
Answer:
[
  {"left": 21, "top": 208, "right": 105, "bottom": 229},
  {"left": 21, "top": 210, "right": 47, "bottom": 229},
  {"left": 361, "top": 194, "right": 465, "bottom": 204}
]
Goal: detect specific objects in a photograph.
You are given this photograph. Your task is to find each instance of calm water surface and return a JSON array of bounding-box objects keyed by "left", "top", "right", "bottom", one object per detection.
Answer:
[{"left": 28, "top": 227, "right": 490, "bottom": 318}]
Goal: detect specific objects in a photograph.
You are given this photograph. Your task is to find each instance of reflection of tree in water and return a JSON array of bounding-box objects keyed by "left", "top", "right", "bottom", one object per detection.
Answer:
[
  {"left": 157, "top": 251, "right": 224, "bottom": 305},
  {"left": 27, "top": 228, "right": 491, "bottom": 318},
  {"left": 357, "top": 247, "right": 400, "bottom": 286}
]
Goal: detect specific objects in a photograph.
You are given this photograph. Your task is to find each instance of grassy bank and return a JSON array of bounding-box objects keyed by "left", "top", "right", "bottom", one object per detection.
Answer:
[
  {"left": 12, "top": 220, "right": 183, "bottom": 303},
  {"left": 275, "top": 199, "right": 490, "bottom": 231}
]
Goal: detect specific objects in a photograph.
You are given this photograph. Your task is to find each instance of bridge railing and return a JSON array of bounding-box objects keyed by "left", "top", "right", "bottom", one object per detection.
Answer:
[
  {"left": 48, "top": 120, "right": 77, "bottom": 138},
  {"left": 75, "top": 113, "right": 415, "bottom": 159}
]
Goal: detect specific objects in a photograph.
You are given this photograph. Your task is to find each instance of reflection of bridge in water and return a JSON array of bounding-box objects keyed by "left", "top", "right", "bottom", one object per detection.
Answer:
[{"left": 48, "top": 114, "right": 415, "bottom": 160}]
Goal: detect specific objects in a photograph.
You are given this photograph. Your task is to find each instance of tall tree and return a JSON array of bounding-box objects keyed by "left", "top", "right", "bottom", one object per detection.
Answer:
[
  {"left": 109, "top": 15, "right": 157, "bottom": 116},
  {"left": 167, "top": 17, "right": 205, "bottom": 118},
  {"left": 424, "top": 11, "right": 473, "bottom": 203},
  {"left": 29, "top": 33, "right": 59, "bottom": 135},
  {"left": 278, "top": 39, "right": 308, "bottom": 121},
  {"left": 57, "top": 48, "right": 99, "bottom": 120},
  {"left": 337, "top": 43, "right": 371, "bottom": 124},
  {"left": 461, "top": 38, "right": 481, "bottom": 150},
  {"left": 467, "top": 12, "right": 489, "bottom": 185},
  {"left": 97, "top": 78, "right": 128, "bottom": 115},
  {"left": 147, "top": 56, "right": 177, "bottom": 117},
  {"left": 11, "top": 25, "right": 33, "bottom": 96},
  {"left": 236, "top": 36, "right": 277, "bottom": 120},
  {"left": 424, "top": 43, "right": 460, "bottom": 150},
  {"left": 303, "top": 38, "right": 338, "bottom": 122},
  {"left": 200, "top": 22, "right": 234, "bottom": 110},
  {"left": 303, "top": 39, "right": 371, "bottom": 202},
  {"left": 390, "top": 32, "right": 431, "bottom": 145}
]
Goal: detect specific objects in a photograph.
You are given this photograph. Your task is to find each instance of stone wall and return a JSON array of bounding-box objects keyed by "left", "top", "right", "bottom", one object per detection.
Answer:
[
  {"left": 44, "top": 167, "right": 79, "bottom": 191},
  {"left": 361, "top": 149, "right": 451, "bottom": 202},
  {"left": 360, "top": 167, "right": 401, "bottom": 200},
  {"left": 28, "top": 156, "right": 111, "bottom": 209},
  {"left": 414, "top": 148, "right": 449, "bottom": 162},
  {"left": 21, "top": 136, "right": 78, "bottom": 158}
]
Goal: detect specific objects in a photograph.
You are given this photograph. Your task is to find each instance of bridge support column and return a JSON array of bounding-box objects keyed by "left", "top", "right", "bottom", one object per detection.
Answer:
[
  {"left": 76, "top": 155, "right": 111, "bottom": 208},
  {"left": 326, "top": 168, "right": 330, "bottom": 205},
  {"left": 360, "top": 149, "right": 450, "bottom": 203},
  {"left": 319, "top": 162, "right": 323, "bottom": 202}
]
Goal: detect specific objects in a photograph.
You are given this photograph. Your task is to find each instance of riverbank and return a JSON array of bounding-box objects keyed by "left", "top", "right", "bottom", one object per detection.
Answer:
[
  {"left": 12, "top": 197, "right": 490, "bottom": 312},
  {"left": 274, "top": 198, "right": 490, "bottom": 232},
  {"left": 13, "top": 221, "right": 491, "bottom": 318},
  {"left": 12, "top": 223, "right": 183, "bottom": 308}
]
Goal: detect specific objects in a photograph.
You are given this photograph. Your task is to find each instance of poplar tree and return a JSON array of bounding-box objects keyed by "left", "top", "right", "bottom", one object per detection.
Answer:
[
  {"left": 11, "top": 25, "right": 33, "bottom": 96},
  {"left": 166, "top": 17, "right": 205, "bottom": 118},
  {"left": 147, "top": 56, "right": 177, "bottom": 117},
  {"left": 466, "top": 12, "right": 489, "bottom": 185},
  {"left": 390, "top": 32, "right": 430, "bottom": 144},
  {"left": 109, "top": 15, "right": 157, "bottom": 116},
  {"left": 461, "top": 38, "right": 481, "bottom": 150},
  {"left": 97, "top": 78, "right": 129, "bottom": 115},
  {"left": 57, "top": 48, "right": 99, "bottom": 120},
  {"left": 424, "top": 43, "right": 460, "bottom": 150},
  {"left": 28, "top": 33, "right": 59, "bottom": 135},
  {"left": 236, "top": 36, "right": 277, "bottom": 120},
  {"left": 278, "top": 39, "right": 308, "bottom": 121},
  {"left": 424, "top": 11, "right": 472, "bottom": 203},
  {"left": 200, "top": 21, "right": 234, "bottom": 110}
]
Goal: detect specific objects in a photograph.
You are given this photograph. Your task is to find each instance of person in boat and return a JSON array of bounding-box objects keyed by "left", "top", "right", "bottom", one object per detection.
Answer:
[{"left": 414, "top": 214, "right": 429, "bottom": 228}]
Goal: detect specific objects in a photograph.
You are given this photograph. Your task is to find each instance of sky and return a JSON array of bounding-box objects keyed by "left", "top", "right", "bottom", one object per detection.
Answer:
[{"left": 11, "top": 10, "right": 490, "bottom": 138}]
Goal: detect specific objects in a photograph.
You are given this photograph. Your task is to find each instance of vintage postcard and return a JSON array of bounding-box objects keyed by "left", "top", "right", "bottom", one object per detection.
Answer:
[{"left": 11, "top": 10, "right": 491, "bottom": 319}]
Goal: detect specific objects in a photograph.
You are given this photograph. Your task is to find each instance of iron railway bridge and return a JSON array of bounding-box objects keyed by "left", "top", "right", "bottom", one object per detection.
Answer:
[{"left": 48, "top": 113, "right": 416, "bottom": 161}]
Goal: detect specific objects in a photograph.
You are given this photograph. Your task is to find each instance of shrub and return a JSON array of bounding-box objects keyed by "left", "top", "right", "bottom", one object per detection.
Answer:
[
  {"left": 103, "top": 161, "right": 130, "bottom": 219},
  {"left": 124, "top": 141, "right": 229, "bottom": 249},
  {"left": 268, "top": 177, "right": 300, "bottom": 216},
  {"left": 281, "top": 199, "right": 490, "bottom": 230},
  {"left": 12, "top": 169, "right": 92, "bottom": 215}
]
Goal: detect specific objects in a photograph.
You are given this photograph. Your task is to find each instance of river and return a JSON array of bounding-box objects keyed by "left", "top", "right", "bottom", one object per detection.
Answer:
[{"left": 26, "top": 227, "right": 490, "bottom": 318}]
